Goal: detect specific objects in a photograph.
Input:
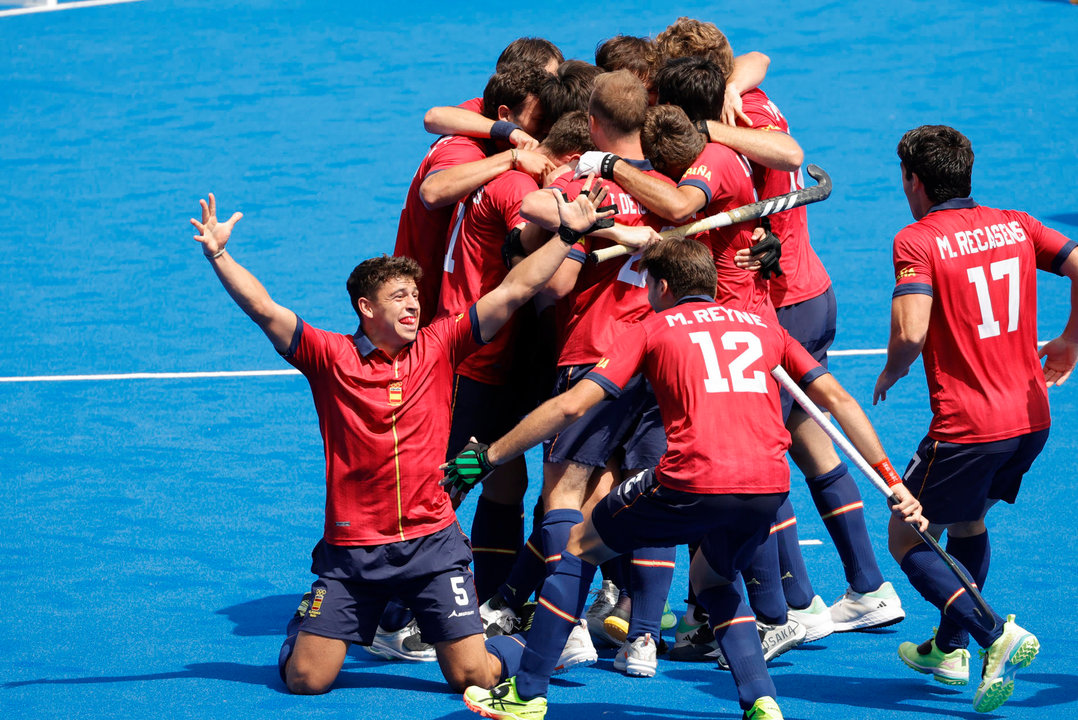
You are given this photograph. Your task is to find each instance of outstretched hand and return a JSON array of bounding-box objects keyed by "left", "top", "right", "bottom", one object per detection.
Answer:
[
  {"left": 439, "top": 438, "right": 495, "bottom": 502},
  {"left": 553, "top": 175, "right": 614, "bottom": 233},
  {"left": 191, "top": 193, "right": 243, "bottom": 257},
  {"left": 1038, "top": 336, "right": 1078, "bottom": 387}
]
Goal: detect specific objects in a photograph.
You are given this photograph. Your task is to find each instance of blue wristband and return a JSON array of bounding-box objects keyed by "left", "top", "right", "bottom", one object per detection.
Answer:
[{"left": 490, "top": 120, "right": 519, "bottom": 142}]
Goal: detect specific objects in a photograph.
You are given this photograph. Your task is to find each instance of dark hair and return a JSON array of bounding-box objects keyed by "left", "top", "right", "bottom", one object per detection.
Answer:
[
  {"left": 588, "top": 70, "right": 648, "bottom": 136},
  {"left": 595, "top": 35, "right": 657, "bottom": 86},
  {"left": 541, "top": 110, "right": 596, "bottom": 157},
  {"left": 655, "top": 56, "right": 724, "bottom": 122},
  {"left": 482, "top": 63, "right": 549, "bottom": 121},
  {"left": 641, "top": 237, "right": 717, "bottom": 300},
  {"left": 496, "top": 37, "right": 564, "bottom": 73},
  {"left": 538, "top": 60, "right": 605, "bottom": 129},
  {"left": 641, "top": 104, "right": 705, "bottom": 180},
  {"left": 346, "top": 255, "right": 422, "bottom": 317},
  {"left": 897, "top": 125, "right": 974, "bottom": 204}
]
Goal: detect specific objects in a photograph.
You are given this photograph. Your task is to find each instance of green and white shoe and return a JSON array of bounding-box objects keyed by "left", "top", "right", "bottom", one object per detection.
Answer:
[
  {"left": 743, "top": 695, "right": 784, "bottom": 720},
  {"left": 661, "top": 600, "right": 677, "bottom": 631},
  {"left": 898, "top": 631, "right": 970, "bottom": 685},
  {"left": 463, "top": 677, "right": 547, "bottom": 720},
  {"left": 973, "top": 615, "right": 1039, "bottom": 713}
]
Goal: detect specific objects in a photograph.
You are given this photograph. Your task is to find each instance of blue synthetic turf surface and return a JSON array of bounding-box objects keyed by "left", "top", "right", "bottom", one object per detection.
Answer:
[{"left": 3, "top": 1, "right": 1077, "bottom": 718}]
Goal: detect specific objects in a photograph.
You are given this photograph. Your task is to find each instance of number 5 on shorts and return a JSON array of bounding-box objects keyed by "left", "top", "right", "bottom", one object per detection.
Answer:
[{"left": 450, "top": 576, "right": 469, "bottom": 606}]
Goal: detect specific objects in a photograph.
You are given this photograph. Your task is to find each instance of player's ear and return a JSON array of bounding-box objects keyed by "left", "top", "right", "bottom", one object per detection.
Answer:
[
  {"left": 497, "top": 104, "right": 513, "bottom": 122},
  {"left": 356, "top": 296, "right": 375, "bottom": 320}
]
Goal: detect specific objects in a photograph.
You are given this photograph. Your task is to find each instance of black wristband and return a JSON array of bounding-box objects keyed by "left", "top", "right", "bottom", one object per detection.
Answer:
[
  {"left": 490, "top": 120, "right": 519, "bottom": 142},
  {"left": 694, "top": 120, "right": 711, "bottom": 142},
  {"left": 558, "top": 224, "right": 584, "bottom": 245},
  {"left": 600, "top": 153, "right": 621, "bottom": 180}
]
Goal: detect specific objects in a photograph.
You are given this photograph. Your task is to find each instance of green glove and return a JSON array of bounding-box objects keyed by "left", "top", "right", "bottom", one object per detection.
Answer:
[{"left": 441, "top": 440, "right": 494, "bottom": 500}]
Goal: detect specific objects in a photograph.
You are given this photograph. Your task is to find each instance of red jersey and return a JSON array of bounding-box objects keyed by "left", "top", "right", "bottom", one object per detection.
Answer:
[
  {"left": 590, "top": 296, "right": 824, "bottom": 494},
  {"left": 892, "top": 198, "right": 1076, "bottom": 442},
  {"left": 437, "top": 169, "right": 537, "bottom": 384},
  {"left": 739, "top": 89, "right": 831, "bottom": 308},
  {"left": 283, "top": 309, "right": 483, "bottom": 545},
  {"left": 678, "top": 144, "right": 772, "bottom": 316},
  {"left": 554, "top": 163, "right": 670, "bottom": 366},
  {"left": 458, "top": 97, "right": 484, "bottom": 114},
  {"left": 395, "top": 135, "right": 488, "bottom": 327}
]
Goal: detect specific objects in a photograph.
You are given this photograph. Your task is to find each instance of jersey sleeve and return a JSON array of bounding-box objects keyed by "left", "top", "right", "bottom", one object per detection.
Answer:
[
  {"left": 677, "top": 143, "right": 747, "bottom": 208},
  {"left": 280, "top": 319, "right": 339, "bottom": 376},
  {"left": 586, "top": 322, "right": 648, "bottom": 396},
  {"left": 494, "top": 172, "right": 537, "bottom": 230},
  {"left": 1010, "top": 210, "right": 1077, "bottom": 274},
  {"left": 457, "top": 97, "right": 484, "bottom": 114},
  {"left": 422, "top": 304, "right": 486, "bottom": 368},
  {"left": 426, "top": 136, "right": 486, "bottom": 176},
  {"left": 739, "top": 90, "right": 785, "bottom": 132},
  {"left": 892, "top": 225, "right": 935, "bottom": 298},
  {"left": 779, "top": 327, "right": 828, "bottom": 386}
]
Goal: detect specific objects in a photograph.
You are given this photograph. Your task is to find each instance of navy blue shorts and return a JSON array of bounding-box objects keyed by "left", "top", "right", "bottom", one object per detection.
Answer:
[
  {"left": 591, "top": 468, "right": 787, "bottom": 580},
  {"left": 903, "top": 429, "right": 1049, "bottom": 525},
  {"left": 620, "top": 385, "right": 666, "bottom": 471},
  {"left": 296, "top": 523, "right": 484, "bottom": 645},
  {"left": 775, "top": 287, "right": 836, "bottom": 421},
  {"left": 447, "top": 374, "right": 519, "bottom": 459},
  {"left": 544, "top": 364, "right": 664, "bottom": 468}
]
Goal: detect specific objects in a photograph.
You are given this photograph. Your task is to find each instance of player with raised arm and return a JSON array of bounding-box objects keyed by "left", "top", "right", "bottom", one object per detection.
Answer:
[
  {"left": 450, "top": 237, "right": 927, "bottom": 720},
  {"left": 396, "top": 63, "right": 554, "bottom": 328},
  {"left": 438, "top": 111, "right": 596, "bottom": 602},
  {"left": 875, "top": 125, "right": 1078, "bottom": 713},
  {"left": 189, "top": 184, "right": 613, "bottom": 697}
]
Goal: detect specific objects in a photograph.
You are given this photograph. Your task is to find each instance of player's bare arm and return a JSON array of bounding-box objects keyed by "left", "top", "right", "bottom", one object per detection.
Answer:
[
  {"left": 474, "top": 179, "right": 612, "bottom": 342},
  {"left": 1038, "top": 248, "right": 1078, "bottom": 387},
  {"left": 419, "top": 150, "right": 555, "bottom": 209},
  {"left": 805, "top": 372, "right": 928, "bottom": 531},
  {"left": 573, "top": 152, "right": 706, "bottom": 225},
  {"left": 723, "top": 51, "right": 770, "bottom": 126},
  {"left": 423, "top": 105, "right": 540, "bottom": 150},
  {"left": 190, "top": 193, "right": 297, "bottom": 353},
  {"left": 873, "top": 292, "right": 932, "bottom": 404},
  {"left": 704, "top": 122, "right": 804, "bottom": 173}
]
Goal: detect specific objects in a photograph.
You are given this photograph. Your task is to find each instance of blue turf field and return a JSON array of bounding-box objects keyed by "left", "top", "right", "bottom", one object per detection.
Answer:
[{"left": 2, "top": 1, "right": 1078, "bottom": 718}]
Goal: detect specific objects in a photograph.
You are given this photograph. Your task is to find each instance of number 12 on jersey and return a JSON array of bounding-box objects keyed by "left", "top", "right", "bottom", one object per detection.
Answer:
[{"left": 689, "top": 330, "right": 768, "bottom": 393}]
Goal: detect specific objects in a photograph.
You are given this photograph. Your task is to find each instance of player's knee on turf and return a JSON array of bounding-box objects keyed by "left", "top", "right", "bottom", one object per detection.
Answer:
[
  {"left": 436, "top": 635, "right": 500, "bottom": 692},
  {"left": 285, "top": 631, "right": 347, "bottom": 695},
  {"left": 285, "top": 657, "right": 339, "bottom": 695}
]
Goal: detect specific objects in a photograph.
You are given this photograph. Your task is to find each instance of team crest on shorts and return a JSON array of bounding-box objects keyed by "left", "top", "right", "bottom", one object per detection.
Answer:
[
  {"left": 309, "top": 588, "right": 327, "bottom": 618},
  {"left": 388, "top": 381, "right": 403, "bottom": 406}
]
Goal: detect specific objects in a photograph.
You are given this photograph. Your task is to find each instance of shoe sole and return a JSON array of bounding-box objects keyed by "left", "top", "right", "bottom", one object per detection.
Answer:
[
  {"left": 463, "top": 694, "right": 535, "bottom": 720},
  {"left": 614, "top": 658, "right": 657, "bottom": 677},
  {"left": 762, "top": 631, "right": 806, "bottom": 662},
  {"left": 973, "top": 635, "right": 1039, "bottom": 713},
  {"left": 832, "top": 608, "right": 905, "bottom": 632},
  {"left": 797, "top": 623, "right": 835, "bottom": 643},
  {"left": 603, "top": 615, "right": 630, "bottom": 644},
  {"left": 364, "top": 644, "right": 437, "bottom": 662},
  {"left": 898, "top": 652, "right": 969, "bottom": 686},
  {"left": 553, "top": 650, "right": 598, "bottom": 675}
]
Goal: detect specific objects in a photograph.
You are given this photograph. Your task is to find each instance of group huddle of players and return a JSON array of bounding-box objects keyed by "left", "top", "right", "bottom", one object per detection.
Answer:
[{"left": 195, "top": 13, "right": 1074, "bottom": 720}]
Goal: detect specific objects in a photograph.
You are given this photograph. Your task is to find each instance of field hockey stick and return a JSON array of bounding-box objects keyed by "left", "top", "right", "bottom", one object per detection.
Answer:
[
  {"left": 588, "top": 163, "right": 832, "bottom": 264},
  {"left": 770, "top": 365, "right": 997, "bottom": 625}
]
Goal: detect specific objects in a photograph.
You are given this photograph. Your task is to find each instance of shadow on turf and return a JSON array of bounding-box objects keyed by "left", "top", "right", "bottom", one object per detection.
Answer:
[{"left": 217, "top": 593, "right": 301, "bottom": 637}]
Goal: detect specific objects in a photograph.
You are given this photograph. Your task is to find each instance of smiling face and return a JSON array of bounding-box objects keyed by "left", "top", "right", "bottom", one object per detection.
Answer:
[{"left": 358, "top": 276, "right": 420, "bottom": 353}]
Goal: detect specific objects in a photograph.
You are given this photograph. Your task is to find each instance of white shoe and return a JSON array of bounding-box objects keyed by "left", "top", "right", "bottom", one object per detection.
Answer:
[
  {"left": 480, "top": 595, "right": 521, "bottom": 637},
  {"left": 614, "top": 633, "right": 658, "bottom": 677},
  {"left": 787, "top": 595, "right": 835, "bottom": 642},
  {"left": 554, "top": 620, "right": 598, "bottom": 674},
  {"left": 714, "top": 618, "right": 805, "bottom": 671},
  {"left": 364, "top": 619, "right": 436, "bottom": 662},
  {"left": 830, "top": 581, "right": 905, "bottom": 632},
  {"left": 585, "top": 580, "right": 621, "bottom": 647}
]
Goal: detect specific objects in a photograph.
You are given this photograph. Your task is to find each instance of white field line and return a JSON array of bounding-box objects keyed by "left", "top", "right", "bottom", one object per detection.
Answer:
[
  {"left": 798, "top": 540, "right": 824, "bottom": 546},
  {"left": 0, "top": 342, "right": 1052, "bottom": 382},
  {"left": 0, "top": 0, "right": 142, "bottom": 18}
]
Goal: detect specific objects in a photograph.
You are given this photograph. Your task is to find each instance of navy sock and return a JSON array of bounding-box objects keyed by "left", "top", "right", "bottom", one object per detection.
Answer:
[
  {"left": 485, "top": 633, "right": 527, "bottom": 681},
  {"left": 538, "top": 508, "right": 584, "bottom": 572},
  {"left": 744, "top": 532, "right": 788, "bottom": 625},
  {"left": 278, "top": 611, "right": 303, "bottom": 684},
  {"left": 936, "top": 532, "right": 991, "bottom": 652},
  {"left": 696, "top": 583, "right": 776, "bottom": 711},
  {"left": 807, "top": 462, "right": 885, "bottom": 593},
  {"left": 626, "top": 546, "right": 676, "bottom": 639},
  {"left": 772, "top": 499, "right": 815, "bottom": 609},
  {"left": 378, "top": 598, "right": 412, "bottom": 633},
  {"left": 900, "top": 544, "right": 1003, "bottom": 648},
  {"left": 471, "top": 497, "right": 525, "bottom": 603},
  {"left": 499, "top": 526, "right": 546, "bottom": 609},
  {"left": 516, "top": 551, "right": 597, "bottom": 699}
]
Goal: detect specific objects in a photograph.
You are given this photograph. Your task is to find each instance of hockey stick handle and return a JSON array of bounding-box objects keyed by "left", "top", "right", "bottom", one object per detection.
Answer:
[
  {"left": 588, "top": 163, "right": 832, "bottom": 264},
  {"left": 769, "top": 365, "right": 996, "bottom": 624}
]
